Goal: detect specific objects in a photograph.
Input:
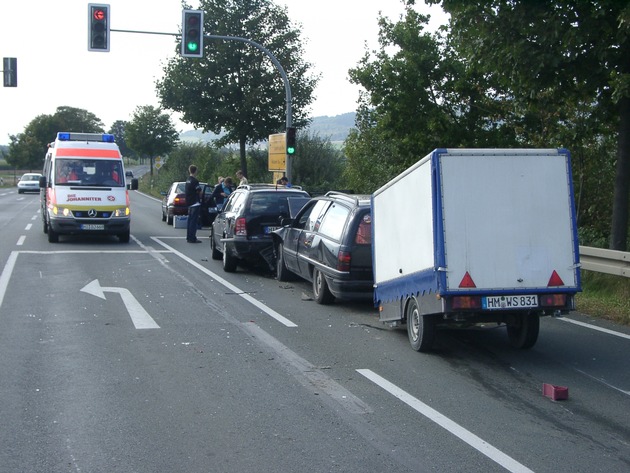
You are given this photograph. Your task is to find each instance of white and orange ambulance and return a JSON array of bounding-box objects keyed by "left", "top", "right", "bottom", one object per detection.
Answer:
[{"left": 40, "top": 132, "right": 136, "bottom": 243}]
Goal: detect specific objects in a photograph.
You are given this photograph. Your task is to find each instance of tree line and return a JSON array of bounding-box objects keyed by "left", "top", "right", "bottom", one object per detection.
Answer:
[{"left": 2, "top": 0, "right": 629, "bottom": 250}]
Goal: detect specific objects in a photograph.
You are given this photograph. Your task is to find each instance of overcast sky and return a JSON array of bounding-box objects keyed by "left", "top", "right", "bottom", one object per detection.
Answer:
[{"left": 0, "top": 0, "right": 447, "bottom": 145}]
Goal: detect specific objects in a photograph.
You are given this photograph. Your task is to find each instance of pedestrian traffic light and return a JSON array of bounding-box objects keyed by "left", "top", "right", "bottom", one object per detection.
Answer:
[
  {"left": 182, "top": 10, "right": 204, "bottom": 58},
  {"left": 88, "top": 3, "right": 110, "bottom": 52},
  {"left": 286, "top": 127, "right": 297, "bottom": 155},
  {"left": 3, "top": 58, "right": 17, "bottom": 87}
]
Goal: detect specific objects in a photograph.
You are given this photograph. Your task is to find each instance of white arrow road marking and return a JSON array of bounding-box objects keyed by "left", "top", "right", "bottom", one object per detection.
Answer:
[{"left": 81, "top": 279, "right": 160, "bottom": 329}]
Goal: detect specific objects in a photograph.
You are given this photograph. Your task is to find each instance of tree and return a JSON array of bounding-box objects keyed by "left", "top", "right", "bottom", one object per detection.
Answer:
[
  {"left": 433, "top": 0, "right": 630, "bottom": 249},
  {"left": 290, "top": 130, "right": 345, "bottom": 192},
  {"left": 6, "top": 106, "right": 105, "bottom": 171},
  {"left": 108, "top": 120, "right": 135, "bottom": 159},
  {"left": 156, "top": 0, "right": 318, "bottom": 177},
  {"left": 125, "top": 106, "right": 179, "bottom": 176},
  {"left": 345, "top": 5, "right": 515, "bottom": 192}
]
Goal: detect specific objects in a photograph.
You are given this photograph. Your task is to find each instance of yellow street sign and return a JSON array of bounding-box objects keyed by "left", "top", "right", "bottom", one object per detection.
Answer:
[{"left": 268, "top": 133, "right": 286, "bottom": 171}]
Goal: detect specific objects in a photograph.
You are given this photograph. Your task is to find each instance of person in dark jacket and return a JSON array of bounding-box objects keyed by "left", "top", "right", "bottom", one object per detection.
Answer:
[{"left": 185, "top": 165, "right": 202, "bottom": 243}]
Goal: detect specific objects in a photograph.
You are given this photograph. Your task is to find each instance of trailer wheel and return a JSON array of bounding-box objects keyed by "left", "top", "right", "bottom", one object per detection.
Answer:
[
  {"left": 406, "top": 297, "right": 435, "bottom": 352},
  {"left": 506, "top": 313, "right": 540, "bottom": 349}
]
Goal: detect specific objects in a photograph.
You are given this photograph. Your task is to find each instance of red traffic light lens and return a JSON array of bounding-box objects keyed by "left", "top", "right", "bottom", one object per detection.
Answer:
[{"left": 93, "top": 9, "right": 105, "bottom": 21}]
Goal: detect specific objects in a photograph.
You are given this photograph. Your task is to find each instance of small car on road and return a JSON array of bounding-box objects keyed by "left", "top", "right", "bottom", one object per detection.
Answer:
[
  {"left": 272, "top": 192, "right": 373, "bottom": 304},
  {"left": 17, "top": 173, "right": 42, "bottom": 194}
]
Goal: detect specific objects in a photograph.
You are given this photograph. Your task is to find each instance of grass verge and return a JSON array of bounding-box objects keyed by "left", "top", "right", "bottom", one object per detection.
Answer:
[{"left": 576, "top": 271, "right": 630, "bottom": 325}]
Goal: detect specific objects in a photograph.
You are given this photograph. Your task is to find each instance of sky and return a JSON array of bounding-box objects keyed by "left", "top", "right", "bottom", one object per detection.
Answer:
[{"left": 0, "top": 0, "right": 448, "bottom": 145}]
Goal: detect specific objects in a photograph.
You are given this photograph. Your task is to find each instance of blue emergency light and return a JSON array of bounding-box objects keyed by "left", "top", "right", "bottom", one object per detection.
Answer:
[{"left": 56, "top": 132, "right": 115, "bottom": 142}]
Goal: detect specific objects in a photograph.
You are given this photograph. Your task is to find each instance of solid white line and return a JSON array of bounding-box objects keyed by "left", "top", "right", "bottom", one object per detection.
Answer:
[
  {"left": 357, "top": 369, "right": 534, "bottom": 473},
  {"left": 0, "top": 252, "right": 18, "bottom": 310},
  {"left": 557, "top": 317, "right": 630, "bottom": 340},
  {"left": 152, "top": 237, "right": 298, "bottom": 328}
]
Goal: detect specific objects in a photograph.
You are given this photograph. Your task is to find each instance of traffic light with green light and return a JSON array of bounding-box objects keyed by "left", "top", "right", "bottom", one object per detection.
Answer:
[
  {"left": 88, "top": 3, "right": 110, "bottom": 52},
  {"left": 286, "top": 127, "right": 296, "bottom": 155},
  {"left": 182, "top": 10, "right": 204, "bottom": 58}
]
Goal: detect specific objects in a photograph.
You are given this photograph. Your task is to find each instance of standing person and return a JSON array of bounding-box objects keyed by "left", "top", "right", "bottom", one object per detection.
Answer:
[
  {"left": 185, "top": 165, "right": 203, "bottom": 243},
  {"left": 236, "top": 170, "right": 248, "bottom": 186}
]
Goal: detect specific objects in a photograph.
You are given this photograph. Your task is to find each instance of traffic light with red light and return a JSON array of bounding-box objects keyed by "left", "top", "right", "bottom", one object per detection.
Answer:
[
  {"left": 88, "top": 3, "right": 110, "bottom": 52},
  {"left": 182, "top": 10, "right": 204, "bottom": 58},
  {"left": 286, "top": 127, "right": 297, "bottom": 155}
]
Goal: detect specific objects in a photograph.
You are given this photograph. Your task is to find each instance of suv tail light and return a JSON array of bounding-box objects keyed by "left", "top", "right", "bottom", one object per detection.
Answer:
[
  {"left": 337, "top": 250, "right": 351, "bottom": 272},
  {"left": 235, "top": 217, "right": 247, "bottom": 236}
]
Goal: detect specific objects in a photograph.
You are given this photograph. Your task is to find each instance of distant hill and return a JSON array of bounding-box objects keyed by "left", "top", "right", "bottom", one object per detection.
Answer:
[{"left": 179, "top": 112, "right": 356, "bottom": 144}]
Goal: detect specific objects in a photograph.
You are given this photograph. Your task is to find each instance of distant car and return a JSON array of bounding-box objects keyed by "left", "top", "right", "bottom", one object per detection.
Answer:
[
  {"left": 210, "top": 184, "right": 311, "bottom": 272},
  {"left": 161, "top": 182, "right": 187, "bottom": 225},
  {"left": 125, "top": 170, "right": 134, "bottom": 179},
  {"left": 17, "top": 173, "right": 42, "bottom": 194},
  {"left": 272, "top": 191, "right": 373, "bottom": 304}
]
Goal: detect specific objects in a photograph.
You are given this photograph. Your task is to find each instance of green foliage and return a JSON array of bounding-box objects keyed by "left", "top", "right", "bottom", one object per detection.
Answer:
[
  {"left": 290, "top": 130, "right": 345, "bottom": 192},
  {"left": 125, "top": 105, "right": 179, "bottom": 176},
  {"left": 5, "top": 106, "right": 104, "bottom": 171},
  {"left": 156, "top": 0, "right": 318, "bottom": 176},
  {"left": 577, "top": 271, "right": 630, "bottom": 325},
  {"left": 108, "top": 120, "right": 135, "bottom": 158}
]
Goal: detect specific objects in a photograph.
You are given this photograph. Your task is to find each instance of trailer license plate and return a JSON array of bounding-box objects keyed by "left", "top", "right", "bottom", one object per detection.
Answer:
[
  {"left": 482, "top": 295, "right": 538, "bottom": 310},
  {"left": 81, "top": 224, "right": 105, "bottom": 231}
]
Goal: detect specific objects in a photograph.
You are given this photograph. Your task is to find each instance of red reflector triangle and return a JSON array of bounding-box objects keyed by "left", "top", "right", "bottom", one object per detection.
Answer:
[
  {"left": 459, "top": 271, "right": 476, "bottom": 288},
  {"left": 547, "top": 270, "right": 565, "bottom": 287}
]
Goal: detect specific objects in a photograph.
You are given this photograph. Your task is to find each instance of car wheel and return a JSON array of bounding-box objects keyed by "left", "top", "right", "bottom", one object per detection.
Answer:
[
  {"left": 312, "top": 268, "right": 334, "bottom": 304},
  {"left": 406, "top": 297, "right": 436, "bottom": 352},
  {"left": 276, "top": 243, "right": 294, "bottom": 282},
  {"left": 47, "top": 223, "right": 59, "bottom": 243},
  {"left": 162, "top": 210, "right": 167, "bottom": 222},
  {"left": 222, "top": 241, "right": 238, "bottom": 272},
  {"left": 42, "top": 216, "right": 48, "bottom": 234},
  {"left": 167, "top": 213, "right": 173, "bottom": 225},
  {"left": 210, "top": 229, "right": 222, "bottom": 260}
]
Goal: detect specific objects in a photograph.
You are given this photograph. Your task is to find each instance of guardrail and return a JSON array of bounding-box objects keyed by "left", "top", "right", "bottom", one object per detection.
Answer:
[{"left": 579, "top": 246, "right": 630, "bottom": 278}]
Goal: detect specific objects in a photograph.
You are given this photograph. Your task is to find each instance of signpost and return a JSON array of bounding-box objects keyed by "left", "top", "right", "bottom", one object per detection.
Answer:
[{"left": 268, "top": 133, "right": 286, "bottom": 172}]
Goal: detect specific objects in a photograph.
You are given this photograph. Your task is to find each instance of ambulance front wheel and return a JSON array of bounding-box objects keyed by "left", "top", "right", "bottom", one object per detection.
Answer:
[
  {"left": 47, "top": 224, "right": 59, "bottom": 243},
  {"left": 118, "top": 230, "right": 130, "bottom": 243}
]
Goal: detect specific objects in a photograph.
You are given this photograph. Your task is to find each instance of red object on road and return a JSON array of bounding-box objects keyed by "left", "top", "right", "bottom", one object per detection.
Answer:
[{"left": 542, "top": 383, "right": 569, "bottom": 401}]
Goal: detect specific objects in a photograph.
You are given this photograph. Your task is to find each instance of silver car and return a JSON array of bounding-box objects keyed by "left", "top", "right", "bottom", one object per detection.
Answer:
[{"left": 17, "top": 173, "right": 42, "bottom": 194}]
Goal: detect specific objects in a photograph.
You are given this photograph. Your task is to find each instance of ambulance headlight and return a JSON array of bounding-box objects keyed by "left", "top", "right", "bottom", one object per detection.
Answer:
[
  {"left": 52, "top": 206, "right": 73, "bottom": 217},
  {"left": 113, "top": 207, "right": 130, "bottom": 217}
]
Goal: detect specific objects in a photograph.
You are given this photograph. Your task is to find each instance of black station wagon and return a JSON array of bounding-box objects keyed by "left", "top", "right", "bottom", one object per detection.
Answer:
[{"left": 272, "top": 191, "right": 373, "bottom": 304}]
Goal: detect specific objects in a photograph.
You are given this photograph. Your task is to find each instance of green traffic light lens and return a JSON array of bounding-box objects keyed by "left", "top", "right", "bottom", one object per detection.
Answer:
[
  {"left": 187, "top": 42, "right": 199, "bottom": 52},
  {"left": 287, "top": 147, "right": 295, "bottom": 154}
]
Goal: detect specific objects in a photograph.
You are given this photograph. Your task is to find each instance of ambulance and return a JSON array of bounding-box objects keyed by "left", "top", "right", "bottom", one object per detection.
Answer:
[{"left": 40, "top": 132, "right": 136, "bottom": 243}]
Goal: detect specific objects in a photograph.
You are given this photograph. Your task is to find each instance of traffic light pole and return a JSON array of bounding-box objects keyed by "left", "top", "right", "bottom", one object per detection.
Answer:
[
  {"left": 107, "top": 29, "right": 295, "bottom": 181},
  {"left": 205, "top": 34, "right": 293, "bottom": 182}
]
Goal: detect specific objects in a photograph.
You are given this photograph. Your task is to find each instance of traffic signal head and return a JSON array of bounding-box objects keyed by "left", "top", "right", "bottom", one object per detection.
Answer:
[
  {"left": 3, "top": 58, "right": 17, "bottom": 87},
  {"left": 286, "top": 127, "right": 297, "bottom": 155},
  {"left": 182, "top": 10, "right": 204, "bottom": 58},
  {"left": 88, "top": 3, "right": 110, "bottom": 52}
]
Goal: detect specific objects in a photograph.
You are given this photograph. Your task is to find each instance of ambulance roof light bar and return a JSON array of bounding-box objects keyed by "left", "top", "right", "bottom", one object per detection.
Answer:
[{"left": 57, "top": 132, "right": 115, "bottom": 143}]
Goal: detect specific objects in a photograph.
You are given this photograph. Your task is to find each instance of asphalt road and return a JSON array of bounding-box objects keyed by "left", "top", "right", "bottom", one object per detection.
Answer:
[{"left": 1, "top": 185, "right": 629, "bottom": 473}]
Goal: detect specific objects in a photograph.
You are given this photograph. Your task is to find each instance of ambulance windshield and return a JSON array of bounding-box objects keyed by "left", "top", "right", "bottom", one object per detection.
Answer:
[{"left": 55, "top": 159, "right": 124, "bottom": 187}]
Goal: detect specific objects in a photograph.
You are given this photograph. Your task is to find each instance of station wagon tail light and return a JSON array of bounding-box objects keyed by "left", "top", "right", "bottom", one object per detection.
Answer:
[
  {"left": 174, "top": 195, "right": 186, "bottom": 205},
  {"left": 235, "top": 217, "right": 247, "bottom": 236},
  {"left": 355, "top": 214, "right": 372, "bottom": 244},
  {"left": 337, "top": 250, "right": 351, "bottom": 272}
]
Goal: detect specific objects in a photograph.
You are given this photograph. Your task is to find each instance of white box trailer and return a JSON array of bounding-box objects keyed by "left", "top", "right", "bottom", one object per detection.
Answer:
[{"left": 372, "top": 149, "right": 581, "bottom": 351}]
